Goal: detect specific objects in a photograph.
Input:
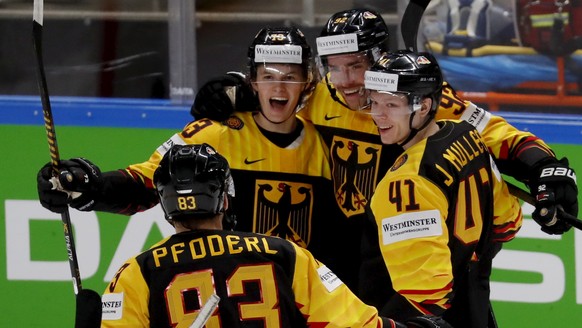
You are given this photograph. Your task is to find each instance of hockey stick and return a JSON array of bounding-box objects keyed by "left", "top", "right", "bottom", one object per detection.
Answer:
[
  {"left": 33, "top": 1, "right": 102, "bottom": 327},
  {"left": 401, "top": 0, "right": 432, "bottom": 51},
  {"left": 190, "top": 294, "right": 220, "bottom": 328},
  {"left": 506, "top": 181, "right": 582, "bottom": 231},
  {"left": 33, "top": 0, "right": 83, "bottom": 296}
]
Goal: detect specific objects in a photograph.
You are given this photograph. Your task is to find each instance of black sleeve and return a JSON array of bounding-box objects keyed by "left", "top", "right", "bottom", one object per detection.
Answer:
[
  {"left": 495, "top": 136, "right": 556, "bottom": 183},
  {"left": 91, "top": 170, "right": 159, "bottom": 215},
  {"left": 379, "top": 292, "right": 427, "bottom": 321}
]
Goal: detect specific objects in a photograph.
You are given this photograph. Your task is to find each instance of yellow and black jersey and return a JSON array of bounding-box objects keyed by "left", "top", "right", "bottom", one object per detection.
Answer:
[
  {"left": 299, "top": 80, "right": 554, "bottom": 221},
  {"left": 436, "top": 81, "right": 555, "bottom": 179},
  {"left": 297, "top": 79, "right": 548, "bottom": 290},
  {"left": 299, "top": 82, "right": 403, "bottom": 290},
  {"left": 128, "top": 112, "right": 339, "bottom": 264},
  {"left": 300, "top": 82, "right": 402, "bottom": 220},
  {"left": 360, "top": 120, "right": 522, "bottom": 327},
  {"left": 101, "top": 229, "right": 395, "bottom": 328}
]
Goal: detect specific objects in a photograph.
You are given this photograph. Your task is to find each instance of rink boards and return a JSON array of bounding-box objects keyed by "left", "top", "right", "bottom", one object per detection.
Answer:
[{"left": 0, "top": 96, "right": 581, "bottom": 326}]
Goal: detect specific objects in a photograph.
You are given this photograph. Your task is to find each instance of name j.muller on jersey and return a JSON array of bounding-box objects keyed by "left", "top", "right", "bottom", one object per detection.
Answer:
[{"left": 443, "top": 129, "right": 487, "bottom": 172}]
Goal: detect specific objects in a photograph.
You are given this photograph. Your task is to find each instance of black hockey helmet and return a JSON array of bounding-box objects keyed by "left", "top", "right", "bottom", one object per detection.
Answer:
[
  {"left": 247, "top": 26, "right": 313, "bottom": 83},
  {"left": 367, "top": 50, "right": 443, "bottom": 112},
  {"left": 315, "top": 9, "right": 390, "bottom": 110},
  {"left": 318, "top": 8, "right": 390, "bottom": 55},
  {"left": 154, "top": 144, "right": 235, "bottom": 222}
]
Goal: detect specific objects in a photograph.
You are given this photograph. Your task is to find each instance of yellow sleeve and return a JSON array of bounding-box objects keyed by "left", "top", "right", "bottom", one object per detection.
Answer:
[
  {"left": 370, "top": 174, "right": 452, "bottom": 314},
  {"left": 101, "top": 257, "right": 150, "bottom": 327},
  {"left": 290, "top": 242, "right": 387, "bottom": 327},
  {"left": 127, "top": 119, "right": 224, "bottom": 182},
  {"left": 436, "top": 81, "right": 553, "bottom": 162},
  {"left": 297, "top": 81, "right": 327, "bottom": 123},
  {"left": 489, "top": 159, "right": 523, "bottom": 242}
]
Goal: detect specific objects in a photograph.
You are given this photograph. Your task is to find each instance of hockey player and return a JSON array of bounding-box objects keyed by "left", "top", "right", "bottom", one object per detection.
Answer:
[
  {"left": 101, "top": 143, "right": 452, "bottom": 328},
  {"left": 362, "top": 50, "right": 523, "bottom": 327},
  {"left": 37, "top": 27, "right": 342, "bottom": 269},
  {"left": 293, "top": 8, "right": 575, "bottom": 237},
  {"left": 192, "top": 9, "right": 578, "bottom": 290}
]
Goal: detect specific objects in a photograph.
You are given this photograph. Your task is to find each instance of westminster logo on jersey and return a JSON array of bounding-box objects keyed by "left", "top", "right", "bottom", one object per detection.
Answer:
[
  {"left": 331, "top": 137, "right": 381, "bottom": 217},
  {"left": 253, "top": 179, "right": 313, "bottom": 248}
]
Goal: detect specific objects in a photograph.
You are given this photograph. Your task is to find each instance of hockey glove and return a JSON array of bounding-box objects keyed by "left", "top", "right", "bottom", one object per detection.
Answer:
[
  {"left": 36, "top": 158, "right": 103, "bottom": 213},
  {"left": 37, "top": 162, "right": 69, "bottom": 213},
  {"left": 405, "top": 315, "right": 453, "bottom": 328},
  {"left": 529, "top": 157, "right": 578, "bottom": 235},
  {"left": 191, "top": 71, "right": 258, "bottom": 121}
]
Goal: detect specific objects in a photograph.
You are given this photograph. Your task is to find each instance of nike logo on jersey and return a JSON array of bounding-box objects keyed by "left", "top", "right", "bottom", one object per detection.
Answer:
[
  {"left": 244, "top": 158, "right": 266, "bottom": 165},
  {"left": 324, "top": 113, "right": 342, "bottom": 121}
]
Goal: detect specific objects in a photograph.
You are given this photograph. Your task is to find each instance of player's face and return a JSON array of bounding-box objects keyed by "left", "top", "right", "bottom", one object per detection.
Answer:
[
  {"left": 369, "top": 91, "right": 412, "bottom": 145},
  {"left": 252, "top": 63, "right": 307, "bottom": 125},
  {"left": 326, "top": 52, "right": 371, "bottom": 110}
]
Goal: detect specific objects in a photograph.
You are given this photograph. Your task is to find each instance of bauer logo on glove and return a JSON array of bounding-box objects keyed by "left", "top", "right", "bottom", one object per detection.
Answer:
[
  {"left": 529, "top": 157, "right": 578, "bottom": 235},
  {"left": 540, "top": 166, "right": 577, "bottom": 182}
]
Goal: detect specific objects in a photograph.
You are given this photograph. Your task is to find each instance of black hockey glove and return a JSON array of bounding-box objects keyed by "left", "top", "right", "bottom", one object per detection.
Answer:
[
  {"left": 405, "top": 315, "right": 453, "bottom": 328},
  {"left": 528, "top": 157, "right": 578, "bottom": 235},
  {"left": 191, "top": 71, "right": 258, "bottom": 121},
  {"left": 37, "top": 163, "right": 69, "bottom": 214},
  {"left": 36, "top": 158, "right": 103, "bottom": 213}
]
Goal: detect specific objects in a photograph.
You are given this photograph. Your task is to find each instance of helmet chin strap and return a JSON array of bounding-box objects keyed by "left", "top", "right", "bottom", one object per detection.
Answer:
[
  {"left": 325, "top": 76, "right": 370, "bottom": 111},
  {"left": 325, "top": 75, "right": 351, "bottom": 110}
]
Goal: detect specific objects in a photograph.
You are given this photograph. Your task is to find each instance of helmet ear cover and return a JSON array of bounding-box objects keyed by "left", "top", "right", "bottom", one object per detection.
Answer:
[{"left": 154, "top": 144, "right": 234, "bottom": 222}]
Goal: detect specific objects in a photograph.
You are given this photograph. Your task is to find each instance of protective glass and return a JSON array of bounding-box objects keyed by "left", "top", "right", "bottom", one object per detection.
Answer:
[
  {"left": 318, "top": 52, "right": 371, "bottom": 86},
  {"left": 252, "top": 64, "right": 308, "bottom": 85},
  {"left": 368, "top": 91, "right": 413, "bottom": 119}
]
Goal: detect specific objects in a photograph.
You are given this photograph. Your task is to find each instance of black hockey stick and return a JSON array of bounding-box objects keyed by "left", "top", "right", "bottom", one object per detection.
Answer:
[
  {"left": 401, "top": 0, "right": 432, "bottom": 51},
  {"left": 33, "top": 0, "right": 82, "bottom": 296},
  {"left": 33, "top": 1, "right": 101, "bottom": 327},
  {"left": 506, "top": 182, "right": 582, "bottom": 231}
]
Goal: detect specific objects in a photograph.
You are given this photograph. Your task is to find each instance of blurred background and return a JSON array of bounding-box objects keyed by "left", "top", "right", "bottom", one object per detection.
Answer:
[
  {"left": 0, "top": 0, "right": 399, "bottom": 101},
  {"left": 1, "top": 0, "right": 581, "bottom": 112}
]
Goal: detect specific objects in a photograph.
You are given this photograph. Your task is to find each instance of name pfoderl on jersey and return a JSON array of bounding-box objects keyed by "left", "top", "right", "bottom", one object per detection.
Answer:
[
  {"left": 102, "top": 292, "right": 124, "bottom": 320},
  {"left": 152, "top": 234, "right": 278, "bottom": 268},
  {"left": 540, "top": 167, "right": 577, "bottom": 185},
  {"left": 460, "top": 103, "right": 490, "bottom": 133},
  {"left": 317, "top": 265, "right": 343, "bottom": 293},
  {"left": 381, "top": 209, "right": 443, "bottom": 245}
]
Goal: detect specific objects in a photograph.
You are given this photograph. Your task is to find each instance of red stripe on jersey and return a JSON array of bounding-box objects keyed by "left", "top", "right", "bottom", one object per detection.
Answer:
[
  {"left": 493, "top": 208, "right": 523, "bottom": 242},
  {"left": 514, "top": 138, "right": 553, "bottom": 160}
]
